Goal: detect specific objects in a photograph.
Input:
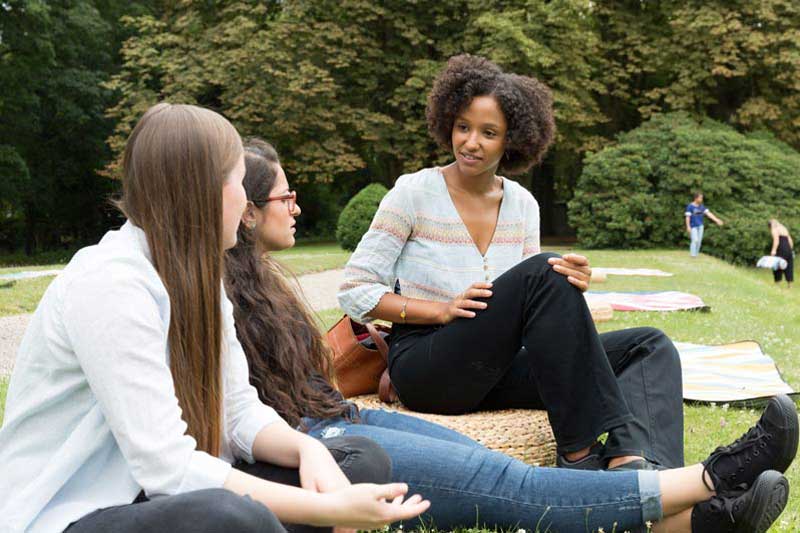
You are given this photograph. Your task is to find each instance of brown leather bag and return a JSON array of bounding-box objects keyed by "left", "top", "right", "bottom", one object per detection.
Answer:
[{"left": 326, "top": 315, "right": 397, "bottom": 403}]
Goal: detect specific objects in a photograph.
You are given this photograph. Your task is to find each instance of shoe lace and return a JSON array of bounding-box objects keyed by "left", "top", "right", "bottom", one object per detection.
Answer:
[
  {"left": 703, "top": 423, "right": 772, "bottom": 491},
  {"left": 705, "top": 483, "right": 749, "bottom": 529}
]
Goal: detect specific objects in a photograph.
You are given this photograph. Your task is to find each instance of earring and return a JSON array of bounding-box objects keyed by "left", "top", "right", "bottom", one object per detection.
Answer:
[{"left": 247, "top": 221, "right": 256, "bottom": 230}]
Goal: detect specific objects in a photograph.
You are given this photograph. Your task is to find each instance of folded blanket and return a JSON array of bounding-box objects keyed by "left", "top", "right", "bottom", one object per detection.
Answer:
[{"left": 756, "top": 256, "right": 788, "bottom": 271}]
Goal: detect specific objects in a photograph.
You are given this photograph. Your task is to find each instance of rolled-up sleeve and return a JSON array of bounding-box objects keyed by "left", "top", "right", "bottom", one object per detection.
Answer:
[
  {"left": 220, "top": 292, "right": 285, "bottom": 463},
  {"left": 338, "top": 185, "right": 414, "bottom": 322},
  {"left": 63, "top": 261, "right": 232, "bottom": 497}
]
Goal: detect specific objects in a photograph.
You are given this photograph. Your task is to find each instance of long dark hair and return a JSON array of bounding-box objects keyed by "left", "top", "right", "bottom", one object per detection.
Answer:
[{"left": 224, "top": 138, "right": 351, "bottom": 428}]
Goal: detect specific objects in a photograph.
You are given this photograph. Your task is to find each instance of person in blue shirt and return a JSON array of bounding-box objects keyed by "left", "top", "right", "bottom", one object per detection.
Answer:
[{"left": 684, "top": 192, "right": 724, "bottom": 257}]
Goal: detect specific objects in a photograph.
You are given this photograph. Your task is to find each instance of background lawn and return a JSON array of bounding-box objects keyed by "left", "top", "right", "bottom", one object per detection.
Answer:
[
  {"left": 0, "top": 245, "right": 797, "bottom": 531},
  {"left": 273, "top": 242, "right": 352, "bottom": 274}
]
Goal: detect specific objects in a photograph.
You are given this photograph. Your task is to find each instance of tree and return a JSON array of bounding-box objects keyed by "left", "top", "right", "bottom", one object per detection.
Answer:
[
  {"left": 568, "top": 113, "right": 800, "bottom": 264},
  {"left": 649, "top": 1, "right": 800, "bottom": 149},
  {"left": 0, "top": 0, "right": 155, "bottom": 252},
  {"left": 103, "top": 0, "right": 800, "bottom": 243},
  {"left": 594, "top": 0, "right": 800, "bottom": 150}
]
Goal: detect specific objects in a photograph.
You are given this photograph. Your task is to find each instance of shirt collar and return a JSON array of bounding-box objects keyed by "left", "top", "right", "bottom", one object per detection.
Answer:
[{"left": 116, "top": 220, "right": 154, "bottom": 264}]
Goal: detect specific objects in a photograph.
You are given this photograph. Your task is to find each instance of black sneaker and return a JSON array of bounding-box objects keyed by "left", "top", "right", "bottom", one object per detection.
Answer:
[
  {"left": 702, "top": 394, "right": 798, "bottom": 493},
  {"left": 691, "top": 470, "right": 789, "bottom": 533},
  {"left": 557, "top": 442, "right": 606, "bottom": 470}
]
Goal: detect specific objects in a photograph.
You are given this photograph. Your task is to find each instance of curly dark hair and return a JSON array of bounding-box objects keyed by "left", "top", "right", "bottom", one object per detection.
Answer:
[
  {"left": 224, "top": 138, "right": 352, "bottom": 428},
  {"left": 426, "top": 54, "right": 556, "bottom": 175}
]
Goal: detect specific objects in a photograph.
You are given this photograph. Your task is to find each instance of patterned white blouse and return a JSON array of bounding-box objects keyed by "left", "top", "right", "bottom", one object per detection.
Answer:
[{"left": 338, "top": 167, "right": 541, "bottom": 322}]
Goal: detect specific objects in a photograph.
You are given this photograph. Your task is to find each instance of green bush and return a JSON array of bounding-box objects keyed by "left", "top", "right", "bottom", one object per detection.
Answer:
[
  {"left": 568, "top": 113, "right": 800, "bottom": 265},
  {"left": 336, "top": 183, "right": 389, "bottom": 251}
]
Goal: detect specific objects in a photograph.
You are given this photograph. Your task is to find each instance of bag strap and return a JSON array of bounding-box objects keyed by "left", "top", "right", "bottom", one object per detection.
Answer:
[
  {"left": 365, "top": 322, "right": 397, "bottom": 403},
  {"left": 364, "top": 322, "right": 389, "bottom": 362},
  {"left": 378, "top": 369, "right": 397, "bottom": 404}
]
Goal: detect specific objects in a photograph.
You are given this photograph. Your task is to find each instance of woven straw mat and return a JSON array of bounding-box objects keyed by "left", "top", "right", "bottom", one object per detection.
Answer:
[
  {"left": 352, "top": 394, "right": 556, "bottom": 466},
  {"left": 588, "top": 301, "right": 614, "bottom": 323}
]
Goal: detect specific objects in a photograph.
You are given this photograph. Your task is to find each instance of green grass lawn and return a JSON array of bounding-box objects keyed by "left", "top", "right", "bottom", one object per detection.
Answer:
[
  {"left": 273, "top": 242, "right": 351, "bottom": 274},
  {"left": 1, "top": 246, "right": 798, "bottom": 531}
]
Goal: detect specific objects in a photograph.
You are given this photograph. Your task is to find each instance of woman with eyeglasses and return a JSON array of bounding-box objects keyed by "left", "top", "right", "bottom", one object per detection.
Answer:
[
  {"left": 224, "top": 136, "right": 797, "bottom": 533},
  {"left": 0, "top": 103, "right": 429, "bottom": 533}
]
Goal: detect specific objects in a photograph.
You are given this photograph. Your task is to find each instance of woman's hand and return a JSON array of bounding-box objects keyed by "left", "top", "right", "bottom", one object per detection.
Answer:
[
  {"left": 548, "top": 254, "right": 592, "bottom": 292},
  {"left": 298, "top": 438, "right": 351, "bottom": 493},
  {"left": 320, "top": 483, "right": 430, "bottom": 529},
  {"left": 437, "top": 282, "right": 493, "bottom": 323}
]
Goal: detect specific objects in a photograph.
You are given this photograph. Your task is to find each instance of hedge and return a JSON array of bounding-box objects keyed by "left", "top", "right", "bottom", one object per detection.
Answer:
[
  {"left": 568, "top": 113, "right": 800, "bottom": 265},
  {"left": 336, "top": 183, "right": 389, "bottom": 251}
]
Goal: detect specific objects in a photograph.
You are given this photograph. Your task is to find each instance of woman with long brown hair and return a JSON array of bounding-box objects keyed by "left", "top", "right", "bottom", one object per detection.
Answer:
[
  {"left": 0, "top": 103, "right": 428, "bottom": 533},
  {"left": 225, "top": 137, "right": 797, "bottom": 533}
]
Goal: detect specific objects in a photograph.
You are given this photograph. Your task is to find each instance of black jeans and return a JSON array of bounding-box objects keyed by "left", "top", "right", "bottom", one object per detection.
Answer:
[
  {"left": 66, "top": 436, "right": 391, "bottom": 533},
  {"left": 389, "top": 253, "right": 684, "bottom": 466},
  {"left": 774, "top": 236, "right": 794, "bottom": 283}
]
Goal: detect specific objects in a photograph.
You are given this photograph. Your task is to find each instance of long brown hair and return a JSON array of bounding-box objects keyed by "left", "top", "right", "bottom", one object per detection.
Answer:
[
  {"left": 120, "top": 103, "right": 243, "bottom": 456},
  {"left": 224, "top": 138, "right": 351, "bottom": 428}
]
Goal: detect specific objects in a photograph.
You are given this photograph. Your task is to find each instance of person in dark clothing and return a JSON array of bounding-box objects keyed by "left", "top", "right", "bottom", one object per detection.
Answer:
[{"left": 770, "top": 219, "right": 794, "bottom": 288}]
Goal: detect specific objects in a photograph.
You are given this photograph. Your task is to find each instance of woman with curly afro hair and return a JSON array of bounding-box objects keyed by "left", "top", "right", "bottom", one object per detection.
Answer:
[
  {"left": 230, "top": 137, "right": 796, "bottom": 533},
  {"left": 341, "top": 53, "right": 687, "bottom": 470}
]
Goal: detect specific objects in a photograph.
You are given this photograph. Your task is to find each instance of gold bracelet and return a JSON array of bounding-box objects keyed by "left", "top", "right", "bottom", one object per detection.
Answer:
[{"left": 400, "top": 298, "right": 408, "bottom": 324}]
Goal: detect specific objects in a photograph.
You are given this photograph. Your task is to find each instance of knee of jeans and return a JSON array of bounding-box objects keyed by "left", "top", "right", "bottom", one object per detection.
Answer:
[
  {"left": 192, "top": 489, "right": 284, "bottom": 532},
  {"left": 642, "top": 327, "right": 681, "bottom": 368},
  {"left": 328, "top": 435, "right": 392, "bottom": 484}
]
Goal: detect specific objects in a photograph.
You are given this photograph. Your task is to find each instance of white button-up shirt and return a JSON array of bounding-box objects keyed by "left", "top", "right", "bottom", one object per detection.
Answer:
[{"left": 0, "top": 222, "right": 283, "bottom": 533}]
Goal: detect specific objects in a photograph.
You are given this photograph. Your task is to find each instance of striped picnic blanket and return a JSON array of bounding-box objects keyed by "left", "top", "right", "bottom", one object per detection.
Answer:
[
  {"left": 592, "top": 268, "right": 673, "bottom": 277},
  {"left": 676, "top": 341, "right": 795, "bottom": 403},
  {"left": 585, "top": 291, "right": 708, "bottom": 312}
]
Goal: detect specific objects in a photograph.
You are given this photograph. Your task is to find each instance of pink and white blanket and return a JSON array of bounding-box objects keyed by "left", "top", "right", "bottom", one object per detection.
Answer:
[{"left": 584, "top": 291, "right": 708, "bottom": 312}]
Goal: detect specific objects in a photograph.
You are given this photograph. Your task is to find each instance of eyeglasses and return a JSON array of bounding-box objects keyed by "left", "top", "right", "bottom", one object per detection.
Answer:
[{"left": 265, "top": 191, "right": 297, "bottom": 213}]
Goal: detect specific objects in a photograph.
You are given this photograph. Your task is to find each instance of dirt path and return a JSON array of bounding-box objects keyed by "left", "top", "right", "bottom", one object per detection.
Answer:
[{"left": 0, "top": 269, "right": 345, "bottom": 379}]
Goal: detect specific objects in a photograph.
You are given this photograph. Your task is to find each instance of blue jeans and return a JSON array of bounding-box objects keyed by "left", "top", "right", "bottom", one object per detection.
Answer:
[
  {"left": 690, "top": 225, "right": 704, "bottom": 256},
  {"left": 305, "top": 409, "right": 663, "bottom": 532}
]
